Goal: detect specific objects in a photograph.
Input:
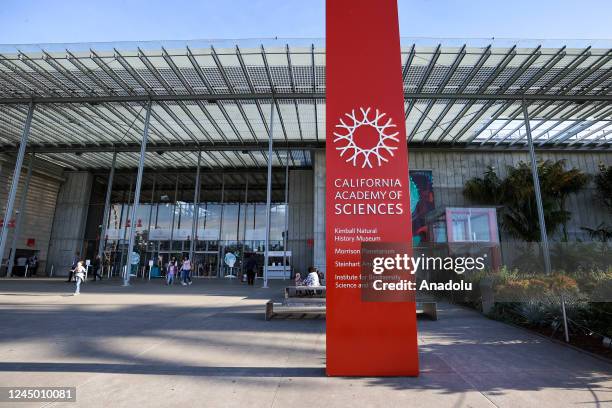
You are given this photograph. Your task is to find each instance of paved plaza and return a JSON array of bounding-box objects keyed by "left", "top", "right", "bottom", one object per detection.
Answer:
[{"left": 0, "top": 278, "right": 611, "bottom": 407}]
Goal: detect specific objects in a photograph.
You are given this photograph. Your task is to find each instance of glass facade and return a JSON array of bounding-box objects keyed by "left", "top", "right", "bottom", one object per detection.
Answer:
[{"left": 84, "top": 171, "right": 289, "bottom": 280}]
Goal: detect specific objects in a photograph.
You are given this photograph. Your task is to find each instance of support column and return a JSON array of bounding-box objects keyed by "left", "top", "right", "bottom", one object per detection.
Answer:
[
  {"left": 523, "top": 99, "right": 569, "bottom": 342},
  {"left": 189, "top": 151, "right": 202, "bottom": 261},
  {"left": 0, "top": 103, "right": 34, "bottom": 275},
  {"left": 123, "top": 101, "right": 152, "bottom": 286},
  {"left": 312, "top": 150, "right": 326, "bottom": 275},
  {"left": 146, "top": 174, "right": 156, "bottom": 280},
  {"left": 97, "top": 152, "right": 117, "bottom": 267},
  {"left": 263, "top": 100, "right": 275, "bottom": 288},
  {"left": 119, "top": 176, "right": 133, "bottom": 276},
  {"left": 216, "top": 175, "right": 225, "bottom": 277},
  {"left": 522, "top": 100, "right": 551, "bottom": 274},
  {"left": 283, "top": 151, "right": 290, "bottom": 276},
  {"left": 169, "top": 175, "right": 179, "bottom": 255},
  {"left": 241, "top": 175, "right": 249, "bottom": 274},
  {"left": 7, "top": 153, "right": 35, "bottom": 277}
]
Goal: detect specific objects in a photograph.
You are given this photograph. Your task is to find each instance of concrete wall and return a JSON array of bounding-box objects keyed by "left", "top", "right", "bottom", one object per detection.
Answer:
[
  {"left": 46, "top": 171, "right": 94, "bottom": 276},
  {"left": 410, "top": 150, "right": 612, "bottom": 241},
  {"left": 311, "top": 149, "right": 612, "bottom": 269},
  {"left": 0, "top": 154, "right": 63, "bottom": 274},
  {"left": 287, "top": 169, "right": 314, "bottom": 275}
]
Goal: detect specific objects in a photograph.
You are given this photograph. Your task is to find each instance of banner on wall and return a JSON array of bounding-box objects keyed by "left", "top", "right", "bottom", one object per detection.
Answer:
[
  {"left": 173, "top": 229, "right": 192, "bottom": 241},
  {"left": 410, "top": 170, "right": 435, "bottom": 245},
  {"left": 105, "top": 229, "right": 123, "bottom": 240},
  {"left": 149, "top": 229, "right": 171, "bottom": 241},
  {"left": 326, "top": 0, "right": 419, "bottom": 376}
]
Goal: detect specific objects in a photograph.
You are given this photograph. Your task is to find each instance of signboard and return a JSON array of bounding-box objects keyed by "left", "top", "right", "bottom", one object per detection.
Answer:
[
  {"left": 224, "top": 252, "right": 237, "bottom": 268},
  {"left": 267, "top": 251, "right": 291, "bottom": 257},
  {"left": 410, "top": 170, "right": 435, "bottom": 245},
  {"left": 173, "top": 229, "right": 192, "bottom": 241},
  {"left": 130, "top": 252, "right": 140, "bottom": 265},
  {"left": 105, "top": 228, "right": 123, "bottom": 240},
  {"left": 196, "top": 228, "right": 221, "bottom": 241},
  {"left": 245, "top": 229, "right": 266, "bottom": 241},
  {"left": 149, "top": 229, "right": 171, "bottom": 240},
  {"left": 326, "top": 0, "right": 419, "bottom": 376}
]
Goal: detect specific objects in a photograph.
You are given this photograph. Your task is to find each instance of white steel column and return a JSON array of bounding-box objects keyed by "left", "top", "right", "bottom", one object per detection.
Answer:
[
  {"left": 283, "top": 151, "right": 289, "bottom": 276},
  {"left": 524, "top": 100, "right": 551, "bottom": 275},
  {"left": 189, "top": 151, "right": 202, "bottom": 261},
  {"left": 146, "top": 174, "right": 156, "bottom": 280},
  {"left": 97, "top": 151, "right": 117, "bottom": 267},
  {"left": 216, "top": 174, "right": 225, "bottom": 277},
  {"left": 523, "top": 99, "right": 569, "bottom": 342},
  {"left": 6, "top": 153, "right": 35, "bottom": 277},
  {"left": 168, "top": 175, "right": 179, "bottom": 253},
  {"left": 123, "top": 101, "right": 152, "bottom": 286},
  {"left": 263, "top": 100, "right": 275, "bottom": 288},
  {"left": 0, "top": 103, "right": 34, "bottom": 276}
]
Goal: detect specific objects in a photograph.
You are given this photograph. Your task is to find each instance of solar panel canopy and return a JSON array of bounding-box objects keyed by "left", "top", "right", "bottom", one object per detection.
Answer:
[{"left": 0, "top": 38, "right": 610, "bottom": 170}]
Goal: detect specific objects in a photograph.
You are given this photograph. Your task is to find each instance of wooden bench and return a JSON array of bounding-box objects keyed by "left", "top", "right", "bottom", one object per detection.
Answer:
[
  {"left": 285, "top": 286, "right": 326, "bottom": 299},
  {"left": 266, "top": 300, "right": 437, "bottom": 321},
  {"left": 265, "top": 286, "right": 327, "bottom": 320},
  {"left": 265, "top": 300, "right": 326, "bottom": 320},
  {"left": 266, "top": 286, "right": 437, "bottom": 321}
]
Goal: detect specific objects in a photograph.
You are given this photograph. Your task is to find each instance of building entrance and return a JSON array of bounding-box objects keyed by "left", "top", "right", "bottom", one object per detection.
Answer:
[{"left": 85, "top": 171, "right": 301, "bottom": 280}]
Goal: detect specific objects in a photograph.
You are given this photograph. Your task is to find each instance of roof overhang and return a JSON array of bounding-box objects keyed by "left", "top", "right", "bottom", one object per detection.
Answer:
[{"left": 0, "top": 39, "right": 610, "bottom": 170}]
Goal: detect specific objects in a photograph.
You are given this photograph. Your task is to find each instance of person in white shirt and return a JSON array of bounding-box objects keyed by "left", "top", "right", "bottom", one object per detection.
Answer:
[
  {"left": 180, "top": 256, "right": 192, "bottom": 286},
  {"left": 73, "top": 260, "right": 86, "bottom": 295},
  {"left": 303, "top": 267, "right": 321, "bottom": 287}
]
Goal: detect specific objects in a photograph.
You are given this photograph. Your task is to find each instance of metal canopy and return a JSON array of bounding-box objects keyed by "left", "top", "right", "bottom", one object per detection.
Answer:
[{"left": 0, "top": 38, "right": 610, "bottom": 170}]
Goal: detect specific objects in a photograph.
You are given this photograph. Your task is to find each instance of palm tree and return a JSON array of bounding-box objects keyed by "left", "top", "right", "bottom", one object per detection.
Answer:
[
  {"left": 580, "top": 164, "right": 612, "bottom": 243},
  {"left": 463, "top": 160, "right": 588, "bottom": 242},
  {"left": 594, "top": 163, "right": 612, "bottom": 212}
]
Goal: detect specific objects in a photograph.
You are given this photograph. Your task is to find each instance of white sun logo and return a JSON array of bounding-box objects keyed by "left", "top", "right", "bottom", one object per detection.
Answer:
[{"left": 333, "top": 107, "right": 400, "bottom": 168}]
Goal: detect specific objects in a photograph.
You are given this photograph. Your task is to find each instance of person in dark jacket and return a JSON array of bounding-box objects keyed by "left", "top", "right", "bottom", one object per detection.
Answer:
[
  {"left": 244, "top": 255, "right": 257, "bottom": 286},
  {"left": 28, "top": 255, "right": 38, "bottom": 276},
  {"left": 66, "top": 251, "right": 80, "bottom": 282},
  {"left": 92, "top": 255, "right": 103, "bottom": 281}
]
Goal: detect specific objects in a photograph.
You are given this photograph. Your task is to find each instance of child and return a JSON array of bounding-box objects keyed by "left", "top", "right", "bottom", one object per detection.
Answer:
[
  {"left": 166, "top": 260, "right": 177, "bottom": 285},
  {"left": 73, "top": 261, "right": 86, "bottom": 295},
  {"left": 294, "top": 272, "right": 303, "bottom": 286}
]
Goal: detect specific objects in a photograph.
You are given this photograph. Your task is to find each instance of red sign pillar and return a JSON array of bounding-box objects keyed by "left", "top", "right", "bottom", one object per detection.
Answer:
[{"left": 326, "top": 0, "right": 419, "bottom": 376}]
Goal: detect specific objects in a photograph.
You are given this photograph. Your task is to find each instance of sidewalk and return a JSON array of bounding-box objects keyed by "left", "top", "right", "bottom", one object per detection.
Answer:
[{"left": 0, "top": 278, "right": 610, "bottom": 407}]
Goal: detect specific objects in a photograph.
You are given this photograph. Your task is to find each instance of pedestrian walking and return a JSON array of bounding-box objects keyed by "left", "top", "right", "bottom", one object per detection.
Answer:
[
  {"left": 28, "top": 255, "right": 38, "bottom": 276},
  {"left": 73, "top": 260, "right": 86, "bottom": 295},
  {"left": 244, "top": 254, "right": 257, "bottom": 286},
  {"left": 166, "top": 257, "right": 177, "bottom": 285},
  {"left": 180, "top": 256, "right": 192, "bottom": 286},
  {"left": 66, "top": 251, "right": 80, "bottom": 282},
  {"left": 91, "top": 255, "right": 103, "bottom": 281}
]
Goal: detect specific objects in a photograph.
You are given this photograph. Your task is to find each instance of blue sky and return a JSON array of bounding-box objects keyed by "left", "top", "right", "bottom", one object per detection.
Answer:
[{"left": 0, "top": 0, "right": 610, "bottom": 44}]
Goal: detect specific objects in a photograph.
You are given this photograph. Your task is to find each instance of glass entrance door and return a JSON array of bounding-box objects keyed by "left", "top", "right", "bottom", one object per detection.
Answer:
[{"left": 193, "top": 252, "right": 219, "bottom": 277}]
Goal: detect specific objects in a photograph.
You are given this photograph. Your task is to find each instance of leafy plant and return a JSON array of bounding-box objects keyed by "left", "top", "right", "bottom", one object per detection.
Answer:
[
  {"left": 581, "top": 223, "right": 612, "bottom": 243},
  {"left": 513, "top": 301, "right": 555, "bottom": 327},
  {"left": 550, "top": 241, "right": 611, "bottom": 271},
  {"left": 594, "top": 163, "right": 612, "bottom": 212},
  {"left": 463, "top": 160, "right": 588, "bottom": 242}
]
